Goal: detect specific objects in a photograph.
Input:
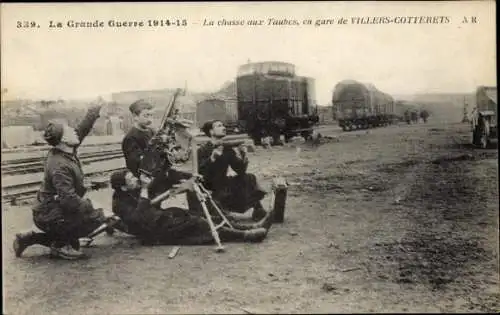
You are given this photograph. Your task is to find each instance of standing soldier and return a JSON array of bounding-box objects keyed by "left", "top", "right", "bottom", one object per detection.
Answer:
[
  {"left": 121, "top": 99, "right": 156, "bottom": 178},
  {"left": 13, "top": 104, "right": 112, "bottom": 260},
  {"left": 121, "top": 99, "right": 197, "bottom": 218},
  {"left": 404, "top": 110, "right": 411, "bottom": 124},
  {"left": 411, "top": 110, "right": 419, "bottom": 124},
  {"left": 122, "top": 100, "right": 190, "bottom": 191},
  {"left": 197, "top": 120, "right": 269, "bottom": 221},
  {"left": 420, "top": 109, "right": 429, "bottom": 123}
]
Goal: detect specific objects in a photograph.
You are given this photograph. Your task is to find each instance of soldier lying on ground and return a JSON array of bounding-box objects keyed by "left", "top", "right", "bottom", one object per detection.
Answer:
[
  {"left": 108, "top": 170, "right": 274, "bottom": 245},
  {"left": 193, "top": 120, "right": 268, "bottom": 221},
  {"left": 13, "top": 104, "right": 115, "bottom": 260}
]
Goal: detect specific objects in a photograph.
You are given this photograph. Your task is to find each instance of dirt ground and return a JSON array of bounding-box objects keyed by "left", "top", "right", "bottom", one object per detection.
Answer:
[{"left": 2, "top": 121, "right": 498, "bottom": 314}]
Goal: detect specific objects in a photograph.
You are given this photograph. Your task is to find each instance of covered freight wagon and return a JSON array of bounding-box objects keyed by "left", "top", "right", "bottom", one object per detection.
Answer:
[
  {"left": 196, "top": 98, "right": 239, "bottom": 133},
  {"left": 236, "top": 61, "right": 319, "bottom": 144},
  {"left": 332, "top": 80, "right": 395, "bottom": 131}
]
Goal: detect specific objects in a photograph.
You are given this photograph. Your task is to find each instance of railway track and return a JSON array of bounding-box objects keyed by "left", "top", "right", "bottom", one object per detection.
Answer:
[
  {"left": 1, "top": 149, "right": 123, "bottom": 176},
  {"left": 2, "top": 158, "right": 126, "bottom": 205},
  {"left": 1, "top": 134, "right": 253, "bottom": 205}
]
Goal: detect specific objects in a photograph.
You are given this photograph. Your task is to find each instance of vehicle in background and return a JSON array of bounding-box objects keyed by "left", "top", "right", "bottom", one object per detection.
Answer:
[
  {"left": 471, "top": 86, "right": 497, "bottom": 148},
  {"left": 196, "top": 98, "right": 240, "bottom": 134},
  {"left": 332, "top": 80, "right": 396, "bottom": 131},
  {"left": 236, "top": 61, "right": 319, "bottom": 145}
]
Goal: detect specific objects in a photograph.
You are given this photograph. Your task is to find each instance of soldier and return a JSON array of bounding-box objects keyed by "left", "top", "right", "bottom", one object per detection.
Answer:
[
  {"left": 420, "top": 109, "right": 429, "bottom": 123},
  {"left": 197, "top": 120, "right": 268, "bottom": 221},
  {"left": 404, "top": 110, "right": 411, "bottom": 124},
  {"left": 122, "top": 99, "right": 155, "bottom": 178},
  {"left": 109, "top": 170, "right": 273, "bottom": 245},
  {"left": 13, "top": 104, "right": 112, "bottom": 260},
  {"left": 121, "top": 99, "right": 192, "bottom": 197}
]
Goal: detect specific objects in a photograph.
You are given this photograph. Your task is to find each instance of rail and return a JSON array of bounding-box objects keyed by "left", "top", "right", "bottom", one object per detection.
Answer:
[
  {"left": 2, "top": 149, "right": 124, "bottom": 176},
  {"left": 2, "top": 158, "right": 126, "bottom": 205},
  {"left": 1, "top": 134, "right": 252, "bottom": 205}
]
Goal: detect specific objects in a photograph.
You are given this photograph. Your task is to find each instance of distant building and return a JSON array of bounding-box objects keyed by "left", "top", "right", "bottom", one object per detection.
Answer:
[{"left": 2, "top": 125, "right": 36, "bottom": 148}]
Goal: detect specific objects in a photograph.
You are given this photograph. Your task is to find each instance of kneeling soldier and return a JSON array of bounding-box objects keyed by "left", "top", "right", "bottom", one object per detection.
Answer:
[
  {"left": 109, "top": 170, "right": 274, "bottom": 245},
  {"left": 13, "top": 104, "right": 111, "bottom": 260}
]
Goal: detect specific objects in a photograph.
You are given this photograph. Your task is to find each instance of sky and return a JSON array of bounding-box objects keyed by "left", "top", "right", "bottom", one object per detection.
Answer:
[{"left": 1, "top": 1, "right": 496, "bottom": 105}]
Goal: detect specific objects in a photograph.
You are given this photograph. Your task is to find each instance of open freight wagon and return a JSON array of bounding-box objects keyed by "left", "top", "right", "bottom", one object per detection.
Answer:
[
  {"left": 236, "top": 61, "right": 319, "bottom": 145},
  {"left": 332, "top": 80, "right": 396, "bottom": 131}
]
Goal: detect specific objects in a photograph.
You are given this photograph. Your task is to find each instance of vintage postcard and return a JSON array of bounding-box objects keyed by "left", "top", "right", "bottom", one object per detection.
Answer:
[{"left": 1, "top": 1, "right": 497, "bottom": 314}]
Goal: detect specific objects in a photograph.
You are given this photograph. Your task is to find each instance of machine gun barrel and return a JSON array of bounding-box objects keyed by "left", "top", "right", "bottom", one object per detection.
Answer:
[
  {"left": 219, "top": 139, "right": 246, "bottom": 147},
  {"left": 151, "top": 88, "right": 183, "bottom": 142}
]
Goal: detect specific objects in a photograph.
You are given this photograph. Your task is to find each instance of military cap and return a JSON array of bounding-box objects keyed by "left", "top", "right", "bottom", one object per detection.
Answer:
[
  {"left": 110, "top": 169, "right": 129, "bottom": 190},
  {"left": 43, "top": 121, "right": 65, "bottom": 146},
  {"left": 129, "top": 99, "right": 153, "bottom": 115}
]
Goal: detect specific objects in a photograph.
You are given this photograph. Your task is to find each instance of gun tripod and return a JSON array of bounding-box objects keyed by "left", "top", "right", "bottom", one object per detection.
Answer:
[
  {"left": 81, "top": 135, "right": 288, "bottom": 251},
  {"left": 82, "top": 137, "right": 236, "bottom": 252},
  {"left": 81, "top": 176, "right": 235, "bottom": 252},
  {"left": 184, "top": 176, "right": 235, "bottom": 252}
]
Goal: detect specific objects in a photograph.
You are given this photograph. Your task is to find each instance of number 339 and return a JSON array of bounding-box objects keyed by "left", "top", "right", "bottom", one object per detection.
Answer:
[{"left": 17, "top": 21, "right": 39, "bottom": 28}]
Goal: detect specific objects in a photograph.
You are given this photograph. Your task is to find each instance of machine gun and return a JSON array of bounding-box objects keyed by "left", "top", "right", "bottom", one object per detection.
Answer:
[
  {"left": 82, "top": 88, "right": 237, "bottom": 252},
  {"left": 138, "top": 88, "right": 190, "bottom": 180}
]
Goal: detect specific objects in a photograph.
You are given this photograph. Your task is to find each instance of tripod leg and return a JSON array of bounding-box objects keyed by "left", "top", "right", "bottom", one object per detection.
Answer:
[
  {"left": 193, "top": 185, "right": 225, "bottom": 252},
  {"left": 198, "top": 184, "right": 234, "bottom": 229},
  {"left": 206, "top": 195, "right": 234, "bottom": 229},
  {"left": 81, "top": 216, "right": 121, "bottom": 247},
  {"left": 200, "top": 201, "right": 225, "bottom": 252}
]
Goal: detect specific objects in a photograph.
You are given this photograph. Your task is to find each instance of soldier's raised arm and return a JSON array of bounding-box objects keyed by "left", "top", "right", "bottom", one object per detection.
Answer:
[{"left": 75, "top": 104, "right": 103, "bottom": 144}]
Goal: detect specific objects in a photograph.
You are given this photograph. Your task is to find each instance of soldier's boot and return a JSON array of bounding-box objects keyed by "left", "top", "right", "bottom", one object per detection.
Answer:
[
  {"left": 13, "top": 232, "right": 36, "bottom": 258},
  {"left": 230, "top": 206, "right": 275, "bottom": 230},
  {"left": 50, "top": 243, "right": 86, "bottom": 260},
  {"left": 111, "top": 220, "right": 130, "bottom": 234},
  {"left": 251, "top": 202, "right": 268, "bottom": 222},
  {"left": 13, "top": 231, "right": 53, "bottom": 257},
  {"left": 243, "top": 228, "right": 268, "bottom": 243},
  {"left": 217, "top": 227, "right": 267, "bottom": 243}
]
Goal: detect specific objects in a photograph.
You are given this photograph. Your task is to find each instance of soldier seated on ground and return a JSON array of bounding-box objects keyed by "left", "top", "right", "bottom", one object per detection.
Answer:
[
  {"left": 192, "top": 120, "right": 268, "bottom": 221},
  {"left": 108, "top": 170, "right": 275, "bottom": 245},
  {"left": 13, "top": 104, "right": 115, "bottom": 260}
]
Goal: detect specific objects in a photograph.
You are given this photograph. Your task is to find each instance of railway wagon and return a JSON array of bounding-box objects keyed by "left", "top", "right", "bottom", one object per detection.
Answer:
[
  {"left": 236, "top": 61, "right": 319, "bottom": 144},
  {"left": 196, "top": 98, "right": 240, "bottom": 133},
  {"left": 332, "top": 80, "right": 396, "bottom": 131}
]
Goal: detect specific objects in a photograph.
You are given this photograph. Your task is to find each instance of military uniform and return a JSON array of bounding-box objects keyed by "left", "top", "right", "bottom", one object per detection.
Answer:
[
  {"left": 122, "top": 125, "right": 155, "bottom": 178},
  {"left": 121, "top": 105, "right": 200, "bottom": 215},
  {"left": 111, "top": 186, "right": 270, "bottom": 245},
  {"left": 29, "top": 107, "right": 107, "bottom": 251},
  {"left": 197, "top": 141, "right": 267, "bottom": 214}
]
